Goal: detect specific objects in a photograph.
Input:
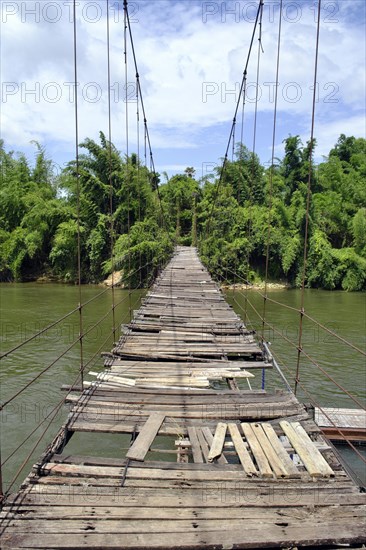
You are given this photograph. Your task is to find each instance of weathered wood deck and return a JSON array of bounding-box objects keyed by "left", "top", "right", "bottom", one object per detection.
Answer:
[
  {"left": 316, "top": 407, "right": 366, "bottom": 442},
  {"left": 1, "top": 247, "right": 365, "bottom": 549}
]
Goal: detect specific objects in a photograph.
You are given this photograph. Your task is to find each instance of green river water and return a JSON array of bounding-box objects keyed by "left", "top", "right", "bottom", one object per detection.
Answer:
[{"left": 0, "top": 283, "right": 365, "bottom": 493}]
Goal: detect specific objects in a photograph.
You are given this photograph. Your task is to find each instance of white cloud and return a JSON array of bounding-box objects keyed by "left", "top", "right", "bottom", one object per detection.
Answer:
[
  {"left": 1, "top": 0, "right": 365, "bottom": 170},
  {"left": 310, "top": 114, "right": 366, "bottom": 161}
]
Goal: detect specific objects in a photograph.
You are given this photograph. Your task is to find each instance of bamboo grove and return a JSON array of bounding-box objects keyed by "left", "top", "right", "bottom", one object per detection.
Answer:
[{"left": 0, "top": 133, "right": 365, "bottom": 291}]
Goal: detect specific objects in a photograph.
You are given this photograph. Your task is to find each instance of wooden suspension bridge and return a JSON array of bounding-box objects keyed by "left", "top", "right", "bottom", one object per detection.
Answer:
[{"left": 1, "top": 247, "right": 365, "bottom": 549}]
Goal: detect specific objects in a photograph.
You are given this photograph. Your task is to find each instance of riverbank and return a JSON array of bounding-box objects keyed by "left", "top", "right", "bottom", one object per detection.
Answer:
[
  {"left": 221, "top": 281, "right": 290, "bottom": 291},
  {"left": 101, "top": 271, "right": 124, "bottom": 287}
]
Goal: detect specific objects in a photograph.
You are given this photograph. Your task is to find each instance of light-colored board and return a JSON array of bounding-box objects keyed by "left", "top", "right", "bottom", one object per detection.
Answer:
[
  {"left": 187, "top": 427, "right": 204, "bottom": 463},
  {"left": 201, "top": 427, "right": 228, "bottom": 464},
  {"left": 2, "top": 519, "right": 366, "bottom": 548},
  {"left": 283, "top": 421, "right": 334, "bottom": 477},
  {"left": 208, "top": 422, "right": 227, "bottom": 462},
  {"left": 241, "top": 423, "right": 273, "bottom": 478},
  {"left": 195, "top": 428, "right": 210, "bottom": 462},
  {"left": 126, "top": 413, "right": 165, "bottom": 461},
  {"left": 250, "top": 423, "right": 290, "bottom": 478},
  {"left": 261, "top": 423, "right": 301, "bottom": 477},
  {"left": 280, "top": 421, "right": 334, "bottom": 478},
  {"left": 227, "top": 423, "right": 258, "bottom": 476}
]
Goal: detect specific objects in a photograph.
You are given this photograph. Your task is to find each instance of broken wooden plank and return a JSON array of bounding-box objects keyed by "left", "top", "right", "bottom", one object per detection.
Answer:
[
  {"left": 241, "top": 423, "right": 273, "bottom": 478},
  {"left": 201, "top": 427, "right": 227, "bottom": 464},
  {"left": 281, "top": 421, "right": 334, "bottom": 478},
  {"left": 227, "top": 423, "right": 258, "bottom": 476},
  {"left": 280, "top": 420, "right": 334, "bottom": 478},
  {"left": 207, "top": 422, "right": 227, "bottom": 462},
  {"left": 261, "top": 423, "right": 301, "bottom": 478},
  {"left": 250, "top": 423, "right": 290, "bottom": 478},
  {"left": 187, "top": 427, "right": 204, "bottom": 464},
  {"left": 126, "top": 413, "right": 165, "bottom": 461}
]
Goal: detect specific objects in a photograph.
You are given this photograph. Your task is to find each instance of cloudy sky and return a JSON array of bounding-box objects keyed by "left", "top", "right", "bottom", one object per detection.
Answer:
[{"left": 1, "top": 0, "right": 365, "bottom": 179}]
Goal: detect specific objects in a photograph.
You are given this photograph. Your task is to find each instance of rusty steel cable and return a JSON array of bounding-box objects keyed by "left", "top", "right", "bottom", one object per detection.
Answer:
[
  {"left": 244, "top": 0, "right": 264, "bottom": 324},
  {"left": 124, "top": 1, "right": 172, "bottom": 244},
  {"left": 1, "top": 274, "right": 150, "bottom": 411},
  {"left": 123, "top": 0, "right": 133, "bottom": 321},
  {"left": 205, "top": 0, "right": 264, "bottom": 240},
  {"left": 73, "top": 0, "right": 84, "bottom": 387},
  {"left": 2, "top": 368, "right": 84, "bottom": 500},
  {"left": 210, "top": 260, "right": 365, "bottom": 410},
  {"left": 106, "top": 0, "right": 117, "bottom": 344},
  {"left": 262, "top": 0, "right": 283, "bottom": 341},
  {"left": 0, "top": 285, "right": 126, "bottom": 362},
  {"left": 233, "top": 71, "right": 248, "bottom": 295},
  {"left": 270, "top": 347, "right": 366, "bottom": 467},
  {"left": 217, "top": 261, "right": 366, "bottom": 357},
  {"left": 233, "top": 290, "right": 365, "bottom": 411},
  {"left": 1, "top": 267, "right": 155, "bottom": 477},
  {"left": 295, "top": 0, "right": 322, "bottom": 395}
]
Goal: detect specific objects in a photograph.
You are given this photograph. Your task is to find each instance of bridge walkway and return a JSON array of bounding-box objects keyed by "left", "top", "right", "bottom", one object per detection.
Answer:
[{"left": 1, "top": 247, "right": 365, "bottom": 549}]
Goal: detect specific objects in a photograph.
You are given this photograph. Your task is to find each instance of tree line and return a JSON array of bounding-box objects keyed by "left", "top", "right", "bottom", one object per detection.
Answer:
[{"left": 0, "top": 133, "right": 365, "bottom": 290}]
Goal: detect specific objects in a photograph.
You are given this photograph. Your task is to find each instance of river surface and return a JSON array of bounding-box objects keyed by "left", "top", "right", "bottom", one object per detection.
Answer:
[{"left": 0, "top": 283, "right": 365, "bottom": 492}]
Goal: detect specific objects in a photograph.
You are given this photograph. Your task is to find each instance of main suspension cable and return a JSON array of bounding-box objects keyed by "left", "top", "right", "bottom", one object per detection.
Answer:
[
  {"left": 106, "top": 0, "right": 117, "bottom": 343},
  {"left": 205, "top": 0, "right": 264, "bottom": 240},
  {"left": 124, "top": 0, "right": 172, "bottom": 243},
  {"left": 295, "top": 0, "right": 322, "bottom": 395},
  {"left": 244, "top": 0, "right": 264, "bottom": 323},
  {"left": 73, "top": 0, "right": 84, "bottom": 388},
  {"left": 261, "top": 0, "right": 283, "bottom": 340}
]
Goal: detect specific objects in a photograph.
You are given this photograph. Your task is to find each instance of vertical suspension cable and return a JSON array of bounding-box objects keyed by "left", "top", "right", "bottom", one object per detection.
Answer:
[
  {"left": 261, "top": 0, "right": 283, "bottom": 342},
  {"left": 244, "top": 0, "right": 264, "bottom": 323},
  {"left": 251, "top": 2, "right": 263, "bottom": 159},
  {"left": 106, "top": 0, "right": 116, "bottom": 343},
  {"left": 239, "top": 72, "right": 247, "bottom": 148},
  {"left": 136, "top": 72, "right": 142, "bottom": 287},
  {"left": 73, "top": 0, "right": 84, "bottom": 386},
  {"left": 123, "top": 0, "right": 132, "bottom": 320},
  {"left": 231, "top": 118, "right": 236, "bottom": 162},
  {"left": 233, "top": 73, "right": 248, "bottom": 294},
  {"left": 204, "top": 0, "right": 263, "bottom": 242},
  {"left": 295, "top": 0, "right": 322, "bottom": 395}
]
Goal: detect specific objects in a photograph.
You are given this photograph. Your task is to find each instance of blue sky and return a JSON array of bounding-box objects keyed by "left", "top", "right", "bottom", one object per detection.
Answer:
[{"left": 1, "top": 0, "right": 365, "bottom": 179}]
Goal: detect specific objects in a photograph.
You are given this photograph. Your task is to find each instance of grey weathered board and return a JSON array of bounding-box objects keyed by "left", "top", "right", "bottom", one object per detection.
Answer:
[{"left": 1, "top": 246, "right": 365, "bottom": 549}]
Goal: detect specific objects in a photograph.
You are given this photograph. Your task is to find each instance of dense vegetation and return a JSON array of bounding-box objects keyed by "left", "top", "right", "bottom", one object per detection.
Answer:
[{"left": 0, "top": 133, "right": 365, "bottom": 290}]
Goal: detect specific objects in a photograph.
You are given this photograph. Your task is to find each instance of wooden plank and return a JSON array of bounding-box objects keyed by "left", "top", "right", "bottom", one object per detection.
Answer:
[
  {"left": 3, "top": 512, "right": 366, "bottom": 534},
  {"left": 280, "top": 420, "right": 334, "bottom": 478},
  {"left": 261, "top": 423, "right": 301, "bottom": 478},
  {"left": 126, "top": 413, "right": 165, "bottom": 461},
  {"left": 250, "top": 423, "right": 290, "bottom": 478},
  {"left": 4, "top": 504, "right": 366, "bottom": 521},
  {"left": 207, "top": 422, "right": 227, "bottom": 462},
  {"left": 227, "top": 423, "right": 258, "bottom": 476},
  {"left": 201, "top": 427, "right": 227, "bottom": 464},
  {"left": 2, "top": 246, "right": 363, "bottom": 550},
  {"left": 195, "top": 428, "right": 210, "bottom": 462},
  {"left": 2, "top": 521, "right": 365, "bottom": 548},
  {"left": 285, "top": 421, "right": 334, "bottom": 477},
  {"left": 241, "top": 423, "right": 273, "bottom": 478},
  {"left": 5, "top": 486, "right": 363, "bottom": 507},
  {"left": 187, "top": 427, "right": 204, "bottom": 463}
]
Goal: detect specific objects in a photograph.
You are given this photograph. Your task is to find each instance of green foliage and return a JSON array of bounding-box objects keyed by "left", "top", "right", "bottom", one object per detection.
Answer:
[
  {"left": 159, "top": 174, "right": 200, "bottom": 241},
  {"left": 49, "top": 220, "right": 81, "bottom": 282},
  {"left": 0, "top": 133, "right": 364, "bottom": 290},
  {"left": 331, "top": 248, "right": 366, "bottom": 291},
  {"left": 198, "top": 134, "right": 366, "bottom": 291},
  {"left": 108, "top": 219, "right": 174, "bottom": 287},
  {"left": 352, "top": 208, "right": 366, "bottom": 256}
]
